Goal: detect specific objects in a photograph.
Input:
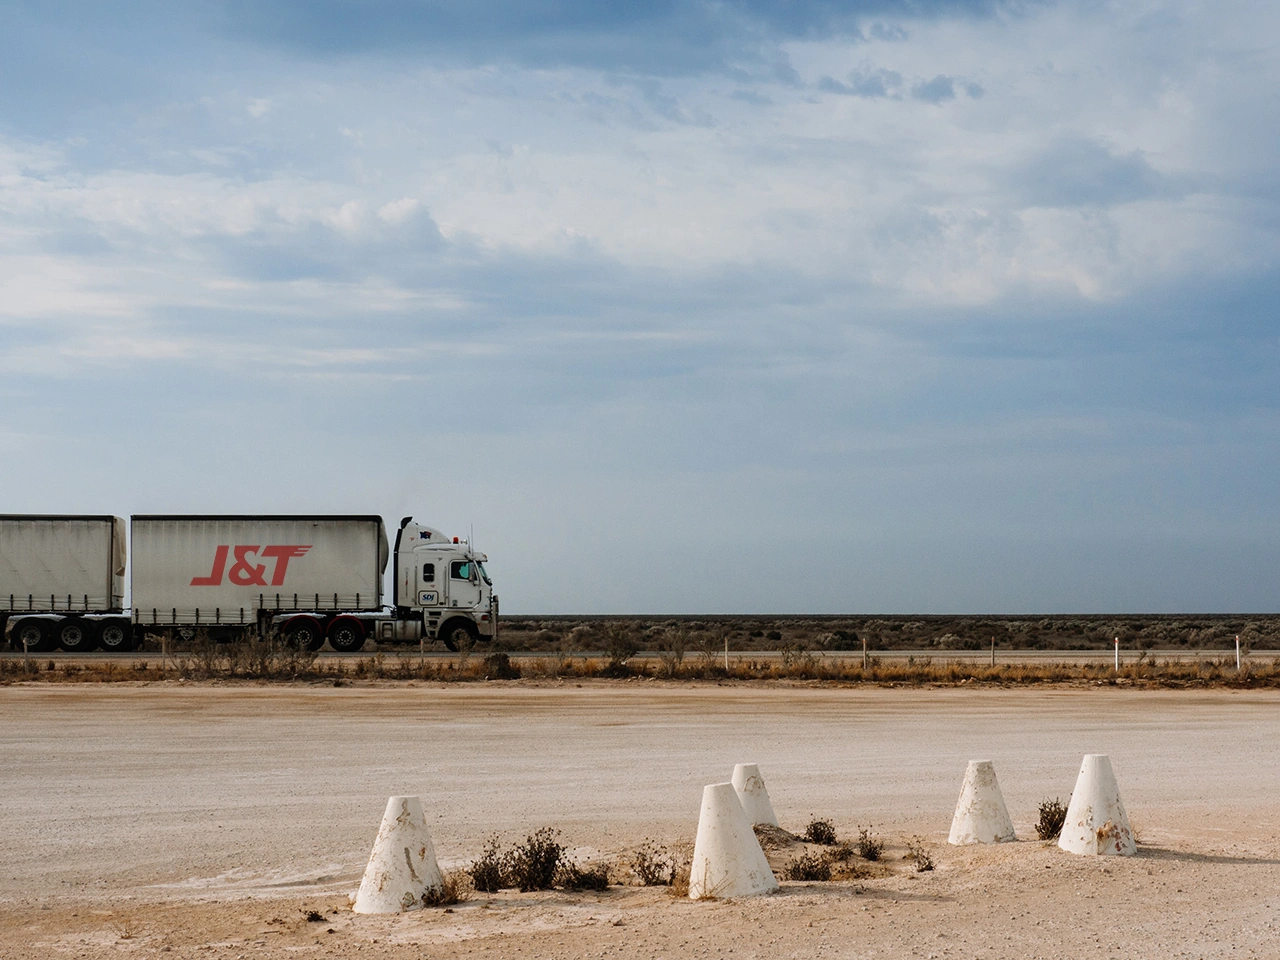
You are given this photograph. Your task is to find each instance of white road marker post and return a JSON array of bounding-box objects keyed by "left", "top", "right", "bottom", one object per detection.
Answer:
[
  {"left": 863, "top": 634, "right": 869, "bottom": 669},
  {"left": 1114, "top": 636, "right": 1119, "bottom": 673},
  {"left": 1236, "top": 635, "right": 1241, "bottom": 672},
  {"left": 990, "top": 636, "right": 995, "bottom": 668},
  {"left": 724, "top": 633, "right": 729, "bottom": 673}
]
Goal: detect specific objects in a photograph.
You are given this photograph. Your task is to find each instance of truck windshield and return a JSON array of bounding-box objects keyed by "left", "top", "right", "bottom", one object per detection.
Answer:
[{"left": 477, "top": 561, "right": 490, "bottom": 585}]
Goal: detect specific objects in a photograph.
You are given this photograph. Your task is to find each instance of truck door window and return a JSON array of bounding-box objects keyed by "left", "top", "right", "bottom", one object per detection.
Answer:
[
  {"left": 421, "top": 563, "right": 435, "bottom": 584},
  {"left": 450, "top": 561, "right": 471, "bottom": 581}
]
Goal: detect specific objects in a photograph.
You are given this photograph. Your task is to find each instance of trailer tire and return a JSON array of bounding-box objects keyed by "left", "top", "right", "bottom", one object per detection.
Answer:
[
  {"left": 99, "top": 621, "right": 134, "bottom": 653},
  {"left": 281, "top": 617, "right": 322, "bottom": 651},
  {"left": 327, "top": 617, "right": 365, "bottom": 653},
  {"left": 440, "top": 619, "right": 478, "bottom": 653},
  {"left": 58, "top": 618, "right": 97, "bottom": 652},
  {"left": 14, "top": 619, "right": 54, "bottom": 652}
]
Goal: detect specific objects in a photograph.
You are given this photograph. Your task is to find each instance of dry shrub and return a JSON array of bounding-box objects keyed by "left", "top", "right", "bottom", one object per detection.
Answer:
[
  {"left": 557, "top": 862, "right": 609, "bottom": 891},
  {"left": 483, "top": 652, "right": 521, "bottom": 680},
  {"left": 631, "top": 841, "right": 677, "bottom": 886},
  {"left": 424, "top": 871, "right": 471, "bottom": 906},
  {"left": 1036, "top": 798, "right": 1067, "bottom": 841},
  {"left": 469, "top": 828, "right": 565, "bottom": 893},
  {"left": 469, "top": 835, "right": 507, "bottom": 893},
  {"left": 856, "top": 827, "right": 884, "bottom": 861},
  {"left": 785, "top": 852, "right": 832, "bottom": 882},
  {"left": 829, "top": 857, "right": 881, "bottom": 881},
  {"left": 906, "top": 838, "right": 934, "bottom": 872},
  {"left": 668, "top": 861, "right": 692, "bottom": 898},
  {"left": 803, "top": 819, "right": 838, "bottom": 845},
  {"left": 506, "top": 827, "right": 563, "bottom": 891}
]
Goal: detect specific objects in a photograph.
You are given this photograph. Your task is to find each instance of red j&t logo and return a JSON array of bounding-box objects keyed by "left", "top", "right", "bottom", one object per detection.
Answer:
[{"left": 190, "top": 545, "right": 312, "bottom": 587}]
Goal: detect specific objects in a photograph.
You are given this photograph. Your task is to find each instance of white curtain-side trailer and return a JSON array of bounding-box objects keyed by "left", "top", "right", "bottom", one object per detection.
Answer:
[{"left": 1, "top": 515, "right": 130, "bottom": 652}]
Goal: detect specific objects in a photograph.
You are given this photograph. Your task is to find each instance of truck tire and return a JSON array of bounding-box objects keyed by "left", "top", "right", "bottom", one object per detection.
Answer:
[
  {"left": 281, "top": 617, "right": 322, "bottom": 651},
  {"left": 58, "top": 618, "right": 97, "bottom": 652},
  {"left": 327, "top": 617, "right": 365, "bottom": 653},
  {"left": 440, "top": 619, "right": 478, "bottom": 653},
  {"left": 98, "top": 621, "right": 134, "bottom": 653},
  {"left": 14, "top": 619, "right": 54, "bottom": 652}
]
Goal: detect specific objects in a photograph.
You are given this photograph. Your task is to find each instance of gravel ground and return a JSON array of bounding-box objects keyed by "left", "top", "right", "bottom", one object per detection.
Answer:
[{"left": 1, "top": 682, "right": 1278, "bottom": 958}]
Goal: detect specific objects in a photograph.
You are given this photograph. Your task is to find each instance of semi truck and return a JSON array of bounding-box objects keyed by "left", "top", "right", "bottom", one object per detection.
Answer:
[{"left": 2, "top": 514, "right": 496, "bottom": 654}]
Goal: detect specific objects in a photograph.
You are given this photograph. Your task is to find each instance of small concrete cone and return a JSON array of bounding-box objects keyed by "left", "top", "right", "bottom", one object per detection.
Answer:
[
  {"left": 730, "top": 763, "right": 779, "bottom": 827},
  {"left": 689, "top": 782, "right": 779, "bottom": 899},
  {"left": 948, "top": 759, "right": 1016, "bottom": 845},
  {"left": 353, "top": 796, "right": 444, "bottom": 913},
  {"left": 1058, "top": 755, "right": 1136, "bottom": 856}
]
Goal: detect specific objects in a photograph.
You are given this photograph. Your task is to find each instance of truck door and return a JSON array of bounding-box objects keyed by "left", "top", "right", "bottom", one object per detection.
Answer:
[
  {"left": 416, "top": 558, "right": 441, "bottom": 607},
  {"left": 446, "top": 559, "right": 482, "bottom": 609}
]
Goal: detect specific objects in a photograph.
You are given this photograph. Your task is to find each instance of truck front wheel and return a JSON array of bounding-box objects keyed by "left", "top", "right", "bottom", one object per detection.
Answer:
[{"left": 441, "top": 619, "right": 478, "bottom": 653}]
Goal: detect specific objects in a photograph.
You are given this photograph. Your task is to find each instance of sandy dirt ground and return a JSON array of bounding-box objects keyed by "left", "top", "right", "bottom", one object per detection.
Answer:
[{"left": 1, "top": 681, "right": 1278, "bottom": 958}]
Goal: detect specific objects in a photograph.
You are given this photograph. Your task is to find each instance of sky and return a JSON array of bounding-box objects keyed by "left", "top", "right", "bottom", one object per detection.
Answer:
[{"left": 2, "top": 0, "right": 1278, "bottom": 614}]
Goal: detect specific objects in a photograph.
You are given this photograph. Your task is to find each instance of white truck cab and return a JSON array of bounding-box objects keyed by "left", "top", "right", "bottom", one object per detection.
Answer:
[{"left": 394, "top": 519, "right": 497, "bottom": 650}]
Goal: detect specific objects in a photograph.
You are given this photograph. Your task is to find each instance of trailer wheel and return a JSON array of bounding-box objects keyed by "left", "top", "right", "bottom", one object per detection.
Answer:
[
  {"left": 14, "top": 619, "right": 53, "bottom": 652},
  {"left": 58, "top": 618, "right": 97, "bottom": 652},
  {"left": 99, "top": 621, "right": 134, "bottom": 653},
  {"left": 327, "top": 617, "right": 366, "bottom": 653},
  {"left": 440, "top": 619, "right": 478, "bottom": 653},
  {"left": 281, "top": 618, "right": 322, "bottom": 650}
]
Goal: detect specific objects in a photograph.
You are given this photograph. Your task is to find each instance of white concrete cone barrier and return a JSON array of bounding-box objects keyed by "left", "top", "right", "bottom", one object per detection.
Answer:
[
  {"left": 689, "top": 782, "right": 779, "bottom": 900},
  {"left": 730, "top": 763, "right": 779, "bottom": 827},
  {"left": 1058, "top": 755, "right": 1137, "bottom": 856},
  {"left": 353, "top": 796, "right": 444, "bottom": 913},
  {"left": 948, "top": 759, "right": 1016, "bottom": 845}
]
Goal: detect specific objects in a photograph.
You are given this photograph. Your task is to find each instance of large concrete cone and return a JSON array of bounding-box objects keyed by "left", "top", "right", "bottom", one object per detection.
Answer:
[
  {"left": 730, "top": 763, "right": 779, "bottom": 827},
  {"left": 689, "top": 782, "right": 779, "bottom": 900},
  {"left": 948, "top": 759, "right": 1017, "bottom": 845},
  {"left": 1058, "top": 755, "right": 1136, "bottom": 856},
  {"left": 353, "top": 796, "right": 444, "bottom": 913}
]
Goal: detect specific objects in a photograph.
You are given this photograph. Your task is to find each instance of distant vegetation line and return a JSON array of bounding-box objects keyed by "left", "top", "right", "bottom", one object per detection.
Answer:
[{"left": 496, "top": 614, "right": 1280, "bottom": 653}]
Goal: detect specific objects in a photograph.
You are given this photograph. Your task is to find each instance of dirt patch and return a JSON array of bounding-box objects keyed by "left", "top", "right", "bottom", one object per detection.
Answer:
[{"left": 1, "top": 685, "right": 1278, "bottom": 957}]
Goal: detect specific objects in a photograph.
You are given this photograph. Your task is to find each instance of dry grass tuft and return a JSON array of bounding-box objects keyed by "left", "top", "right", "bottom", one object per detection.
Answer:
[{"left": 424, "top": 871, "right": 471, "bottom": 906}]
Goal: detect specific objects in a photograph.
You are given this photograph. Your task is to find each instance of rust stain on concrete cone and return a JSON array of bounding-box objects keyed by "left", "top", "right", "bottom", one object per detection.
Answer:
[
  {"left": 949, "top": 759, "right": 1016, "bottom": 845},
  {"left": 353, "top": 796, "right": 444, "bottom": 913},
  {"left": 730, "top": 763, "right": 779, "bottom": 827},
  {"left": 689, "top": 782, "right": 779, "bottom": 899},
  {"left": 1058, "top": 754, "right": 1137, "bottom": 856}
]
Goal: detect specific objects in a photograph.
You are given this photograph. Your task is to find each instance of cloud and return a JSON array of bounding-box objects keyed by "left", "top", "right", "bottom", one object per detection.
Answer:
[
  {"left": 818, "top": 67, "right": 904, "bottom": 96},
  {"left": 1010, "top": 137, "right": 1175, "bottom": 208},
  {"left": 910, "top": 73, "right": 956, "bottom": 102},
  {"left": 212, "top": 0, "right": 1027, "bottom": 75}
]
